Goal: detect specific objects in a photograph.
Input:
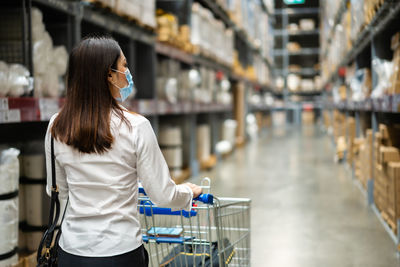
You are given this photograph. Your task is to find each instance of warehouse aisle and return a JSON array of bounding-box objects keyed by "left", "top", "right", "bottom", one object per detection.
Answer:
[{"left": 195, "top": 125, "right": 400, "bottom": 267}]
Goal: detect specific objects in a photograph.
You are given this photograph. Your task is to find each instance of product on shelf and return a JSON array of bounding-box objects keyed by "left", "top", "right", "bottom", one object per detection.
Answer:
[
  {"left": 300, "top": 79, "right": 314, "bottom": 92},
  {"left": 348, "top": 67, "right": 372, "bottom": 101},
  {"left": 358, "top": 129, "right": 373, "bottom": 189},
  {"left": 197, "top": 125, "right": 211, "bottom": 164},
  {"left": 21, "top": 142, "right": 51, "bottom": 252},
  {"left": 346, "top": 117, "right": 356, "bottom": 165},
  {"left": 389, "top": 32, "right": 400, "bottom": 95},
  {"left": 275, "top": 76, "right": 284, "bottom": 91},
  {"left": 302, "top": 110, "right": 315, "bottom": 125},
  {"left": 159, "top": 126, "right": 183, "bottom": 180},
  {"left": 0, "top": 61, "right": 32, "bottom": 97},
  {"left": 374, "top": 123, "right": 400, "bottom": 229},
  {"left": 246, "top": 113, "right": 258, "bottom": 140},
  {"left": 0, "top": 148, "right": 20, "bottom": 267},
  {"left": 31, "top": 8, "right": 68, "bottom": 98},
  {"left": 287, "top": 42, "right": 301, "bottom": 52},
  {"left": 299, "top": 19, "right": 315, "bottom": 31},
  {"left": 288, "top": 65, "right": 301, "bottom": 72},
  {"left": 371, "top": 58, "right": 393, "bottom": 98},
  {"left": 222, "top": 119, "right": 237, "bottom": 148},
  {"left": 287, "top": 74, "right": 301, "bottom": 92},
  {"left": 191, "top": 3, "right": 234, "bottom": 66},
  {"left": 287, "top": 23, "right": 299, "bottom": 33},
  {"left": 351, "top": 0, "right": 365, "bottom": 43}
]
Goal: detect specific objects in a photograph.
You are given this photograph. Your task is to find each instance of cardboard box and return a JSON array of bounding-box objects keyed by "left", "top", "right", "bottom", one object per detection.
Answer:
[
  {"left": 380, "top": 146, "right": 400, "bottom": 164},
  {"left": 387, "top": 162, "right": 400, "bottom": 230}
]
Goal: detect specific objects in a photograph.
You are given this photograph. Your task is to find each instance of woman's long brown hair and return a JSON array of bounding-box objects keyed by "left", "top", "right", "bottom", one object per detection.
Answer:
[{"left": 51, "top": 36, "right": 129, "bottom": 154}]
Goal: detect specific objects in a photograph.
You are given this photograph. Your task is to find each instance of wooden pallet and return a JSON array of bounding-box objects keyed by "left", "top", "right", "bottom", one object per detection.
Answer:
[
  {"left": 172, "top": 168, "right": 191, "bottom": 185},
  {"left": 200, "top": 155, "right": 217, "bottom": 171}
]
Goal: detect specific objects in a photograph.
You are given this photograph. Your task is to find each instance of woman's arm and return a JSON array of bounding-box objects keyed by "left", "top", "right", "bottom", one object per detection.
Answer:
[{"left": 136, "top": 120, "right": 201, "bottom": 211}]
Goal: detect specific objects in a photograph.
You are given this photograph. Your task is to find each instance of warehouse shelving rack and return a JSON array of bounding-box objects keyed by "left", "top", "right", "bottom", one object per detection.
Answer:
[
  {"left": 273, "top": 0, "right": 321, "bottom": 125},
  {"left": 0, "top": 0, "right": 275, "bottom": 180},
  {"left": 321, "top": 0, "right": 400, "bottom": 250}
]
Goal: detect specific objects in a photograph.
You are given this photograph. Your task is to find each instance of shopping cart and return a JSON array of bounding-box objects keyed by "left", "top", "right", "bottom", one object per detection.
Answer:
[{"left": 138, "top": 178, "right": 251, "bottom": 267}]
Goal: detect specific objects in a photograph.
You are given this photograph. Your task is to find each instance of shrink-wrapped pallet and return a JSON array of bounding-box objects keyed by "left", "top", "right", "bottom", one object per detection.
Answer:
[{"left": 0, "top": 148, "right": 20, "bottom": 267}]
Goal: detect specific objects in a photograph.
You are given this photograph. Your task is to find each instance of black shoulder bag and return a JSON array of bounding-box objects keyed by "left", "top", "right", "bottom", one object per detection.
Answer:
[{"left": 37, "top": 137, "right": 68, "bottom": 267}]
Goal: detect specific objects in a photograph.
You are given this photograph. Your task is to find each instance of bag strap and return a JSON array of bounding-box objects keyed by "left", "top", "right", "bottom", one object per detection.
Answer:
[{"left": 46, "top": 137, "right": 61, "bottom": 246}]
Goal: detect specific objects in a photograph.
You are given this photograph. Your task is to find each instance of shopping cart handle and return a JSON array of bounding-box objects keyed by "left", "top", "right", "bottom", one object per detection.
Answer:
[
  {"left": 139, "top": 187, "right": 213, "bottom": 204},
  {"left": 194, "top": 194, "right": 213, "bottom": 204}
]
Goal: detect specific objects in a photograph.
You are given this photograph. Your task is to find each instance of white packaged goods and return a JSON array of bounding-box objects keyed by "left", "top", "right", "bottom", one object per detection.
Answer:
[
  {"left": 0, "top": 148, "right": 20, "bottom": 196},
  {"left": 197, "top": 125, "right": 211, "bottom": 163},
  {"left": 371, "top": 58, "right": 393, "bottom": 98},
  {"left": 288, "top": 23, "right": 299, "bottom": 33},
  {"left": 299, "top": 19, "right": 315, "bottom": 31},
  {"left": 159, "top": 126, "right": 182, "bottom": 146},
  {"left": 300, "top": 79, "right": 315, "bottom": 92},
  {"left": 31, "top": 7, "right": 68, "bottom": 97},
  {"left": 140, "top": 1, "right": 156, "bottom": 28},
  {"left": 18, "top": 185, "right": 25, "bottom": 222},
  {"left": 0, "top": 255, "right": 18, "bottom": 267},
  {"left": 0, "top": 61, "right": 9, "bottom": 97},
  {"left": 18, "top": 229, "right": 26, "bottom": 251},
  {"left": 161, "top": 148, "right": 183, "bottom": 168},
  {"left": 191, "top": 3, "right": 234, "bottom": 66},
  {"left": 114, "top": 0, "right": 140, "bottom": 21},
  {"left": 25, "top": 185, "right": 49, "bottom": 227},
  {"left": 287, "top": 74, "right": 301, "bottom": 92},
  {"left": 0, "top": 61, "right": 32, "bottom": 98},
  {"left": 26, "top": 232, "right": 43, "bottom": 252},
  {"left": 222, "top": 119, "right": 237, "bottom": 146},
  {"left": 246, "top": 113, "right": 258, "bottom": 140},
  {"left": 0, "top": 148, "right": 20, "bottom": 267},
  {"left": 23, "top": 154, "right": 45, "bottom": 179}
]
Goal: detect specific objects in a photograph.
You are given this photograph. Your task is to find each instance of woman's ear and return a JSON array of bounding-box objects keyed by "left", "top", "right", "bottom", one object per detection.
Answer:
[{"left": 107, "top": 70, "right": 114, "bottom": 83}]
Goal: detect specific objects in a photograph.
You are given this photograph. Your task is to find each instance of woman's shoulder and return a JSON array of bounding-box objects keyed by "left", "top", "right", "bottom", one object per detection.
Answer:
[{"left": 121, "top": 109, "right": 149, "bottom": 126}]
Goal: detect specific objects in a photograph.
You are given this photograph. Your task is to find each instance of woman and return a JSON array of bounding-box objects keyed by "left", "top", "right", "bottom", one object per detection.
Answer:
[{"left": 45, "top": 36, "right": 202, "bottom": 266}]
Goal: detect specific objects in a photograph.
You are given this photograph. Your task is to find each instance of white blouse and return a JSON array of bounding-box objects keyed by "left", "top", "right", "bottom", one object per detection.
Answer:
[{"left": 45, "top": 110, "right": 193, "bottom": 257}]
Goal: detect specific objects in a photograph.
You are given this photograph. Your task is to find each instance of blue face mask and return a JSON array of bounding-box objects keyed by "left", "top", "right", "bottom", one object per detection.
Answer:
[{"left": 111, "top": 68, "right": 136, "bottom": 102}]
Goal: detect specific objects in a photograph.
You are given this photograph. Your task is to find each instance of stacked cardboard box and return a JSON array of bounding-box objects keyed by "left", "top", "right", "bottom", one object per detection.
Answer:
[
  {"left": 353, "top": 137, "right": 364, "bottom": 183},
  {"left": 347, "top": 117, "right": 356, "bottom": 165},
  {"left": 364, "top": 0, "right": 386, "bottom": 26},
  {"left": 374, "top": 124, "right": 400, "bottom": 233},
  {"left": 302, "top": 111, "right": 315, "bottom": 125},
  {"left": 359, "top": 130, "right": 373, "bottom": 189},
  {"left": 387, "top": 162, "right": 400, "bottom": 233},
  {"left": 333, "top": 110, "right": 347, "bottom": 160}
]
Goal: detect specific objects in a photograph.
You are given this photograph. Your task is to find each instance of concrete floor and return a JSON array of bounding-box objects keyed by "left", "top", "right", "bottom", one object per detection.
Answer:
[{"left": 193, "top": 125, "right": 400, "bottom": 267}]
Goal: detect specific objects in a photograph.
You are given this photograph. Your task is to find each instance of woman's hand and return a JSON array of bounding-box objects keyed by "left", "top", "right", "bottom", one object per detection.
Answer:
[{"left": 185, "top": 182, "right": 203, "bottom": 198}]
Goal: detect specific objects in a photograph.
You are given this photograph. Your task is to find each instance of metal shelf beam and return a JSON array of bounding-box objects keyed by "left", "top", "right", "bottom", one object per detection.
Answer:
[
  {"left": 274, "top": 29, "right": 319, "bottom": 36},
  {"left": 275, "top": 7, "right": 320, "bottom": 16}
]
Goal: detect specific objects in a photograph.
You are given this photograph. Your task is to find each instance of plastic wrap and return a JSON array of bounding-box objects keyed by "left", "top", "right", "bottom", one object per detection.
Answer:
[
  {"left": 246, "top": 114, "right": 258, "bottom": 140},
  {"left": 0, "top": 148, "right": 20, "bottom": 195},
  {"left": 52, "top": 46, "right": 69, "bottom": 76},
  {"left": 159, "top": 126, "right": 182, "bottom": 146},
  {"left": 0, "top": 61, "right": 10, "bottom": 97},
  {"left": 0, "top": 148, "right": 20, "bottom": 266},
  {"left": 33, "top": 38, "right": 52, "bottom": 75},
  {"left": 8, "top": 64, "right": 31, "bottom": 97},
  {"left": 197, "top": 125, "right": 211, "bottom": 162},
  {"left": 31, "top": 7, "right": 45, "bottom": 42},
  {"left": 222, "top": 119, "right": 237, "bottom": 146},
  {"left": 0, "top": 254, "right": 18, "bottom": 267},
  {"left": 371, "top": 58, "right": 393, "bottom": 98},
  {"left": 25, "top": 184, "right": 49, "bottom": 226},
  {"left": 287, "top": 74, "right": 301, "bottom": 92},
  {"left": 161, "top": 148, "right": 182, "bottom": 168}
]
